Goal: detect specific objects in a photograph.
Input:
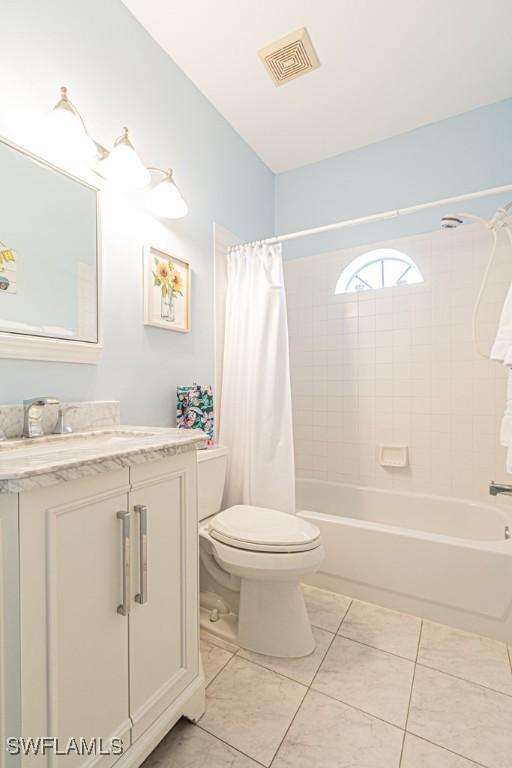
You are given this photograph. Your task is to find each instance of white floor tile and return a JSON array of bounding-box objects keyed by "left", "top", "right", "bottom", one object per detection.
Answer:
[
  {"left": 199, "top": 656, "right": 307, "bottom": 766},
  {"left": 238, "top": 626, "right": 333, "bottom": 685},
  {"left": 408, "top": 665, "right": 512, "bottom": 768},
  {"left": 142, "top": 719, "right": 259, "bottom": 768},
  {"left": 339, "top": 599, "right": 421, "bottom": 660},
  {"left": 312, "top": 635, "right": 414, "bottom": 727},
  {"left": 147, "top": 589, "right": 512, "bottom": 768},
  {"left": 200, "top": 637, "right": 234, "bottom": 685},
  {"left": 302, "top": 583, "right": 351, "bottom": 632},
  {"left": 272, "top": 689, "right": 403, "bottom": 768},
  {"left": 401, "top": 734, "right": 481, "bottom": 767},
  {"left": 418, "top": 620, "right": 512, "bottom": 695}
]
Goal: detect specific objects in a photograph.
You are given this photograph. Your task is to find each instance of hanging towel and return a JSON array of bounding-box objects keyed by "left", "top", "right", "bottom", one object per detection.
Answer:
[
  {"left": 491, "top": 281, "right": 512, "bottom": 367},
  {"left": 499, "top": 374, "right": 512, "bottom": 452},
  {"left": 491, "top": 228, "right": 512, "bottom": 470},
  {"left": 176, "top": 384, "right": 214, "bottom": 445}
]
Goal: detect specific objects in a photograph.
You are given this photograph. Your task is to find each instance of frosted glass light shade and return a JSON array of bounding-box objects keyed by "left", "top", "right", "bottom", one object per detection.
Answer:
[
  {"left": 99, "top": 128, "right": 150, "bottom": 191},
  {"left": 46, "top": 95, "right": 96, "bottom": 162},
  {"left": 146, "top": 175, "right": 188, "bottom": 219}
]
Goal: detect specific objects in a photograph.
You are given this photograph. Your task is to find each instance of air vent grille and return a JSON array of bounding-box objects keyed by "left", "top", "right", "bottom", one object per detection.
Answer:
[{"left": 259, "top": 27, "right": 320, "bottom": 86}]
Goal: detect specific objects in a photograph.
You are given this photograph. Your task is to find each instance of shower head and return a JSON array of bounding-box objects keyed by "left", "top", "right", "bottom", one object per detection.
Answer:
[
  {"left": 441, "top": 211, "right": 489, "bottom": 229},
  {"left": 441, "top": 204, "right": 512, "bottom": 231},
  {"left": 440, "top": 215, "right": 463, "bottom": 229}
]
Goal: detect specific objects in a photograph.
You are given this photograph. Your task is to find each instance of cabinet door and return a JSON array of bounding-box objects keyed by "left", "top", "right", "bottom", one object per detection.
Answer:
[
  {"left": 129, "top": 455, "right": 199, "bottom": 739},
  {"left": 19, "top": 472, "right": 132, "bottom": 768}
]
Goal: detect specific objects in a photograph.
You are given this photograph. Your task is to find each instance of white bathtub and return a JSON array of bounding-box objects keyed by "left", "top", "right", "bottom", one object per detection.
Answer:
[{"left": 297, "top": 479, "right": 512, "bottom": 641}]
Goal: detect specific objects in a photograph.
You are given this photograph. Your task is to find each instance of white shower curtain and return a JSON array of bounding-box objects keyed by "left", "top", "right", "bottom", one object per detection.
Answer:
[{"left": 219, "top": 242, "right": 295, "bottom": 514}]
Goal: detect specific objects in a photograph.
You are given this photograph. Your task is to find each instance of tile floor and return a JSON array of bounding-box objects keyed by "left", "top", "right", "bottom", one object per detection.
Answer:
[{"left": 143, "top": 584, "right": 512, "bottom": 768}]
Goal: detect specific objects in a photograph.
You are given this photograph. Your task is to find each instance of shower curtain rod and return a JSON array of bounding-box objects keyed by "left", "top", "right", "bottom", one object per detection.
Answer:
[{"left": 229, "top": 183, "right": 512, "bottom": 250}]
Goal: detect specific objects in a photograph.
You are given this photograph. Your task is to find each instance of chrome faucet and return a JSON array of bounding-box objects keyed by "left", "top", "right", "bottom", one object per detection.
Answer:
[
  {"left": 23, "top": 397, "right": 60, "bottom": 438},
  {"left": 53, "top": 405, "right": 78, "bottom": 434},
  {"left": 489, "top": 481, "right": 512, "bottom": 497}
]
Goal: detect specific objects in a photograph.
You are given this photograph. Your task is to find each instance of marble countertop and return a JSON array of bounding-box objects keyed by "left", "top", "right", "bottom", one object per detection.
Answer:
[{"left": 0, "top": 425, "right": 208, "bottom": 494}]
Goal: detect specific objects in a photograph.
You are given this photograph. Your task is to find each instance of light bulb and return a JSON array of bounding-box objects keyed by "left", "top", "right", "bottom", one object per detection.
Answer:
[
  {"left": 146, "top": 170, "right": 188, "bottom": 219},
  {"left": 99, "top": 127, "right": 150, "bottom": 191},
  {"left": 46, "top": 86, "right": 96, "bottom": 162}
]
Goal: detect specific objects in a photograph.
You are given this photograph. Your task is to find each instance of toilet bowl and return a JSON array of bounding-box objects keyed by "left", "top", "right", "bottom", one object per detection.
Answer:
[{"left": 197, "top": 446, "right": 324, "bottom": 658}]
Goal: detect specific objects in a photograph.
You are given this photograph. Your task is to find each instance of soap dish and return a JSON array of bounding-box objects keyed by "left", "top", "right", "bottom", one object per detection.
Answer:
[{"left": 378, "top": 444, "right": 409, "bottom": 468}]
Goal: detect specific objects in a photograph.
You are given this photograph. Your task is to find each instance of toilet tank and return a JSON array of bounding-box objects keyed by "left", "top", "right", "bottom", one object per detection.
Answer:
[{"left": 197, "top": 446, "right": 229, "bottom": 521}]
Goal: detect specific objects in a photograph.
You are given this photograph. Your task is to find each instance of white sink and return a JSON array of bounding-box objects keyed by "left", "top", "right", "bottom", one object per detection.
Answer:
[{"left": 0, "top": 430, "right": 156, "bottom": 455}]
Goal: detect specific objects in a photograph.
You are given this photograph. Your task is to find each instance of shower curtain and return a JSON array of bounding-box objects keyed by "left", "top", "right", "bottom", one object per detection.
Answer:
[{"left": 219, "top": 242, "right": 295, "bottom": 514}]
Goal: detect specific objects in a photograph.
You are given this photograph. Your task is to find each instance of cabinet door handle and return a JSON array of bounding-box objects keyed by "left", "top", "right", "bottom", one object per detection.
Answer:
[
  {"left": 117, "top": 510, "right": 131, "bottom": 616},
  {"left": 134, "top": 504, "right": 148, "bottom": 605}
]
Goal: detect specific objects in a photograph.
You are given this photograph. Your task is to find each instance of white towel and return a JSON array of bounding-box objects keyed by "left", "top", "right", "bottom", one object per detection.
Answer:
[
  {"left": 491, "top": 281, "right": 512, "bottom": 366},
  {"left": 502, "top": 374, "right": 512, "bottom": 444},
  {"left": 491, "top": 226, "right": 512, "bottom": 470}
]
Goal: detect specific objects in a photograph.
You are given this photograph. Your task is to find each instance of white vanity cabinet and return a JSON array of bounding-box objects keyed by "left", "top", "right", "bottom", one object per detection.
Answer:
[{"left": 0, "top": 450, "right": 204, "bottom": 768}]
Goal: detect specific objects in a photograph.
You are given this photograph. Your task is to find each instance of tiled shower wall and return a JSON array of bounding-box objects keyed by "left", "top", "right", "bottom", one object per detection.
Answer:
[{"left": 284, "top": 223, "right": 512, "bottom": 502}]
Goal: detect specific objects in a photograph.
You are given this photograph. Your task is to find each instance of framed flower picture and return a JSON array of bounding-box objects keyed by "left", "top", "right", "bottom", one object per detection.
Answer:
[{"left": 143, "top": 245, "right": 191, "bottom": 332}]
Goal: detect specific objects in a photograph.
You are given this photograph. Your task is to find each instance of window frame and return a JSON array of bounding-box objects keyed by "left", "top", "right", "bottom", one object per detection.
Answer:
[{"left": 335, "top": 248, "right": 424, "bottom": 295}]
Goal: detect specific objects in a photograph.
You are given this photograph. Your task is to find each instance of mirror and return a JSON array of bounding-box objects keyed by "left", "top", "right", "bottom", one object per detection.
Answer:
[{"left": 0, "top": 136, "right": 100, "bottom": 362}]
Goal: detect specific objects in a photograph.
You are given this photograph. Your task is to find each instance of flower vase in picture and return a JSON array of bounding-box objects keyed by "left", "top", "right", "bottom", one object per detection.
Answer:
[
  {"left": 160, "top": 290, "right": 175, "bottom": 322},
  {"left": 153, "top": 257, "right": 182, "bottom": 323}
]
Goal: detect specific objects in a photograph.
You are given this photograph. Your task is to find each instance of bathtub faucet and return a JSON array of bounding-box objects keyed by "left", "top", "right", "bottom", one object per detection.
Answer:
[{"left": 489, "top": 481, "right": 512, "bottom": 497}]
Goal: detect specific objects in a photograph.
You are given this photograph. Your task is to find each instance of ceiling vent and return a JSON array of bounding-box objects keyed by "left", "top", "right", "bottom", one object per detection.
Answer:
[{"left": 258, "top": 27, "right": 320, "bottom": 86}]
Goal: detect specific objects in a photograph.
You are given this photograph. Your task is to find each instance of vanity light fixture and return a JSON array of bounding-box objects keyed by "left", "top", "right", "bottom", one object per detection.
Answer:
[
  {"left": 98, "top": 127, "right": 150, "bottom": 191},
  {"left": 146, "top": 168, "right": 188, "bottom": 219},
  {"left": 46, "top": 86, "right": 184, "bottom": 207},
  {"left": 47, "top": 86, "right": 97, "bottom": 161}
]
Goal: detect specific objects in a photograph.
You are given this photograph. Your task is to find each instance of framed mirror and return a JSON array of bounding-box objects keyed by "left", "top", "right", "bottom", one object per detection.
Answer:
[{"left": 0, "top": 136, "right": 101, "bottom": 363}]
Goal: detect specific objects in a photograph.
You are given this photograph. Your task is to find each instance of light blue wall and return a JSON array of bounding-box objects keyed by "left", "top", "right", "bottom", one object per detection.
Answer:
[
  {"left": 276, "top": 98, "right": 512, "bottom": 260},
  {"left": 0, "top": 0, "right": 274, "bottom": 423}
]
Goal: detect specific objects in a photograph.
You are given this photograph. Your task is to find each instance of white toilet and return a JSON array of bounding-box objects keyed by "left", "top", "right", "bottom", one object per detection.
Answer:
[{"left": 197, "top": 446, "right": 324, "bottom": 658}]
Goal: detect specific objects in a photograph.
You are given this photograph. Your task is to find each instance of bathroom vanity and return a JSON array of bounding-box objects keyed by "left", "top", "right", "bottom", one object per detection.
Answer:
[{"left": 0, "top": 403, "right": 207, "bottom": 767}]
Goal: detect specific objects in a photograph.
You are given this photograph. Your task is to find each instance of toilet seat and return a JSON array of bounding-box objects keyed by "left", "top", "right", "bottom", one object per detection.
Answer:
[{"left": 208, "top": 504, "right": 321, "bottom": 553}]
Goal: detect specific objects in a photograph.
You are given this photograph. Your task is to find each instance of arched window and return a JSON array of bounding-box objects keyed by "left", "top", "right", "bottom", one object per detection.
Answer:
[{"left": 335, "top": 248, "right": 423, "bottom": 294}]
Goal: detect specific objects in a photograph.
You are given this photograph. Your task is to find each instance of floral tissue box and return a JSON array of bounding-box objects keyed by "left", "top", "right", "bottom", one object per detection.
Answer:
[{"left": 177, "top": 384, "right": 214, "bottom": 445}]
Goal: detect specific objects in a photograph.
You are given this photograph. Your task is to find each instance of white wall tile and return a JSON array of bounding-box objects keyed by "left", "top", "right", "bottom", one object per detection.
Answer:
[{"left": 285, "top": 224, "right": 509, "bottom": 502}]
